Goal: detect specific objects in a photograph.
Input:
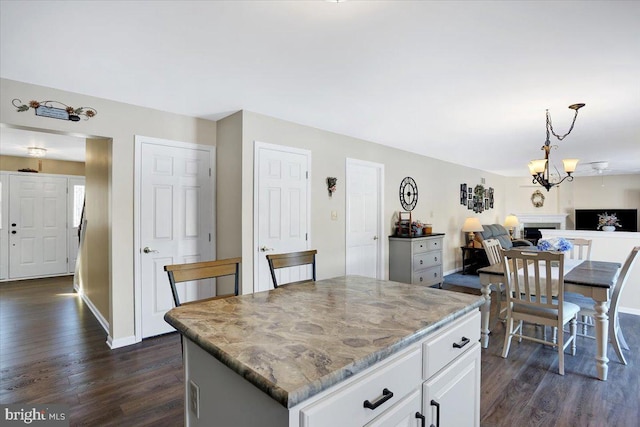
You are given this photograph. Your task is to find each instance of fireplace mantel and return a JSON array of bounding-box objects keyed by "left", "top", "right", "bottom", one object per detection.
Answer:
[{"left": 514, "top": 213, "right": 568, "bottom": 238}]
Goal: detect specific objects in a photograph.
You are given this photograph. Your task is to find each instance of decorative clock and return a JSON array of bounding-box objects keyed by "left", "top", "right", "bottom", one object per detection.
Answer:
[{"left": 399, "top": 176, "right": 418, "bottom": 211}]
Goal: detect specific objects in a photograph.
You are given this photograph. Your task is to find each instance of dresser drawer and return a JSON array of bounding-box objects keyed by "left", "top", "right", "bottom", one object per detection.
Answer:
[
  {"left": 423, "top": 311, "right": 480, "bottom": 379},
  {"left": 413, "top": 251, "right": 441, "bottom": 271},
  {"left": 300, "top": 347, "right": 422, "bottom": 427},
  {"left": 412, "top": 266, "right": 442, "bottom": 286}
]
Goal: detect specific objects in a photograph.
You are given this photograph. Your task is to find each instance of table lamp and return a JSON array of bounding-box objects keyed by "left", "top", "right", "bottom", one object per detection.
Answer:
[
  {"left": 462, "top": 217, "right": 483, "bottom": 247},
  {"left": 504, "top": 215, "right": 519, "bottom": 239}
]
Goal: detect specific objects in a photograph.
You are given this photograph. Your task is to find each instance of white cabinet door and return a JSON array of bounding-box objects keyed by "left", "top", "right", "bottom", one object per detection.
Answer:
[
  {"left": 365, "top": 389, "right": 424, "bottom": 427},
  {"left": 423, "top": 343, "right": 481, "bottom": 427}
]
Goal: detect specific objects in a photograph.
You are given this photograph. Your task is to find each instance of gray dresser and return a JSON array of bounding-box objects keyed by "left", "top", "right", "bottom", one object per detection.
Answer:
[{"left": 389, "top": 234, "right": 445, "bottom": 287}]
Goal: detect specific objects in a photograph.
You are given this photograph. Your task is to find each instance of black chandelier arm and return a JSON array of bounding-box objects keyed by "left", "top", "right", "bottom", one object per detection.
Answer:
[{"left": 531, "top": 172, "right": 574, "bottom": 192}]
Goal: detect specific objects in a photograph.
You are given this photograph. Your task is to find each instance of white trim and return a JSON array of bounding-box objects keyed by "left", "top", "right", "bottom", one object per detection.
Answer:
[
  {"left": 345, "top": 158, "right": 385, "bottom": 279},
  {"left": 253, "top": 141, "right": 312, "bottom": 294},
  {"left": 78, "top": 288, "right": 109, "bottom": 334},
  {"left": 133, "top": 135, "right": 216, "bottom": 343},
  {"left": 619, "top": 307, "right": 640, "bottom": 316},
  {"left": 107, "top": 334, "right": 138, "bottom": 349}
]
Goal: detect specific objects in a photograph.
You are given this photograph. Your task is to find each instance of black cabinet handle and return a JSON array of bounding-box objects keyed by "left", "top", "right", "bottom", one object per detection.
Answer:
[
  {"left": 419, "top": 277, "right": 423, "bottom": 282},
  {"left": 11, "top": 231, "right": 17, "bottom": 234},
  {"left": 363, "top": 388, "right": 393, "bottom": 410},
  {"left": 430, "top": 400, "right": 440, "bottom": 427},
  {"left": 415, "top": 412, "right": 426, "bottom": 427},
  {"left": 434, "top": 256, "right": 438, "bottom": 262},
  {"left": 420, "top": 260, "right": 423, "bottom": 265},
  {"left": 453, "top": 336, "right": 470, "bottom": 349}
]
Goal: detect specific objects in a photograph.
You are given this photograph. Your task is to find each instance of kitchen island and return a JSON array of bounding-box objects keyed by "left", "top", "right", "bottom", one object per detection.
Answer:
[{"left": 165, "top": 275, "right": 484, "bottom": 427}]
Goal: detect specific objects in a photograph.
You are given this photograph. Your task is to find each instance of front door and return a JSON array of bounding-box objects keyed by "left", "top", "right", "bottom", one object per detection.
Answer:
[
  {"left": 345, "top": 159, "right": 384, "bottom": 278},
  {"left": 139, "top": 139, "right": 214, "bottom": 338},
  {"left": 9, "top": 174, "right": 68, "bottom": 279},
  {"left": 254, "top": 142, "right": 311, "bottom": 292}
]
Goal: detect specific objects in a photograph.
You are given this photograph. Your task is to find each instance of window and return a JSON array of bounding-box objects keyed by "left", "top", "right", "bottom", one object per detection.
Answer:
[{"left": 73, "top": 184, "right": 85, "bottom": 228}]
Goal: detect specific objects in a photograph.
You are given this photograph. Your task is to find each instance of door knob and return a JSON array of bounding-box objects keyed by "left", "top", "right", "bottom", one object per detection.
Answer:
[
  {"left": 373, "top": 236, "right": 378, "bottom": 240},
  {"left": 260, "top": 246, "right": 274, "bottom": 252},
  {"left": 143, "top": 247, "right": 158, "bottom": 253}
]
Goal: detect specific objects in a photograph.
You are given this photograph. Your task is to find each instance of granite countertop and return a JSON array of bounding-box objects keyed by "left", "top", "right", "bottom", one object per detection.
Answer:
[{"left": 164, "top": 275, "right": 483, "bottom": 408}]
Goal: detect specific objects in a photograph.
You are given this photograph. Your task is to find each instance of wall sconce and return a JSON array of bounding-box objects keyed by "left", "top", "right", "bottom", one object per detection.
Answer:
[{"left": 326, "top": 177, "right": 337, "bottom": 196}]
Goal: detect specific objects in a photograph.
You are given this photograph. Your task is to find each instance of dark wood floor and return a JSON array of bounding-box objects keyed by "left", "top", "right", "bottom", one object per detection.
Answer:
[{"left": 1, "top": 277, "right": 638, "bottom": 426}]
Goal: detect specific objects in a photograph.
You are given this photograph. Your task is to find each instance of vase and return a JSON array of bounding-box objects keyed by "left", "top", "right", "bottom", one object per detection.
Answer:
[{"left": 602, "top": 225, "right": 616, "bottom": 232}]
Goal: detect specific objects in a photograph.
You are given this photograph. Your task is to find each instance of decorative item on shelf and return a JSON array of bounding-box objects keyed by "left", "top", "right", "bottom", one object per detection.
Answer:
[
  {"left": 423, "top": 223, "right": 433, "bottom": 234},
  {"left": 537, "top": 237, "right": 573, "bottom": 252},
  {"left": 528, "top": 103, "right": 585, "bottom": 191},
  {"left": 12, "top": 98, "right": 97, "bottom": 122},
  {"left": 504, "top": 215, "right": 519, "bottom": 239},
  {"left": 597, "top": 212, "right": 621, "bottom": 231},
  {"left": 531, "top": 189, "right": 545, "bottom": 208},
  {"left": 326, "top": 177, "right": 337, "bottom": 196},
  {"left": 399, "top": 177, "right": 418, "bottom": 211},
  {"left": 462, "top": 217, "right": 483, "bottom": 247},
  {"left": 395, "top": 211, "right": 412, "bottom": 237},
  {"left": 412, "top": 220, "right": 425, "bottom": 236}
]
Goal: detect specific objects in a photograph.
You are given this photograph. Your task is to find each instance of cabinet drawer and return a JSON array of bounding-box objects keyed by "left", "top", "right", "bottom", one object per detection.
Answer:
[
  {"left": 412, "top": 266, "right": 442, "bottom": 286},
  {"left": 300, "top": 347, "right": 422, "bottom": 427},
  {"left": 423, "top": 311, "right": 480, "bottom": 379},
  {"left": 412, "top": 238, "right": 441, "bottom": 254},
  {"left": 413, "top": 251, "right": 441, "bottom": 271}
]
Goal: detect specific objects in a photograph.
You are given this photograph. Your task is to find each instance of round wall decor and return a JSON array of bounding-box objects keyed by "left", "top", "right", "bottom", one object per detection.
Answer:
[
  {"left": 531, "top": 190, "right": 545, "bottom": 208},
  {"left": 399, "top": 177, "right": 418, "bottom": 211}
]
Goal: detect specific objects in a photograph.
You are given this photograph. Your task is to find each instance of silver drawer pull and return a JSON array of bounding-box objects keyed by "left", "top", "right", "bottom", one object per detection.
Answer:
[{"left": 363, "top": 388, "right": 394, "bottom": 410}]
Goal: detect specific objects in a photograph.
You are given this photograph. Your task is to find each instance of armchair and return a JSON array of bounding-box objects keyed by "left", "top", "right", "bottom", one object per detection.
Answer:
[{"left": 476, "top": 224, "right": 533, "bottom": 249}]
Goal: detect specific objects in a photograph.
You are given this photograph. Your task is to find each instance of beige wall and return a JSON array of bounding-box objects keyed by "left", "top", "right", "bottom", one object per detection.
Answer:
[
  {"left": 0, "top": 154, "right": 85, "bottom": 176},
  {"left": 505, "top": 174, "right": 640, "bottom": 230},
  {"left": 1, "top": 78, "right": 217, "bottom": 346},
  {"left": 231, "top": 110, "right": 509, "bottom": 293}
]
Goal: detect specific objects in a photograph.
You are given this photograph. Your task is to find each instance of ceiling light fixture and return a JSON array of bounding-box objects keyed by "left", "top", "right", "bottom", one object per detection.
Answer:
[
  {"left": 528, "top": 103, "right": 585, "bottom": 191},
  {"left": 27, "top": 146, "right": 47, "bottom": 157}
]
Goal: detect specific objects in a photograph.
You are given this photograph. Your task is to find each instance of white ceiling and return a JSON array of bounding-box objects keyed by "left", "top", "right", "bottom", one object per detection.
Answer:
[{"left": 1, "top": 1, "right": 639, "bottom": 176}]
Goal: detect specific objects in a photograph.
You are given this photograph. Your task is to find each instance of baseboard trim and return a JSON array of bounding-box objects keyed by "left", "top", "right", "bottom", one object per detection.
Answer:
[
  {"left": 78, "top": 289, "right": 109, "bottom": 334},
  {"left": 620, "top": 307, "right": 640, "bottom": 316},
  {"left": 107, "top": 334, "right": 138, "bottom": 349}
]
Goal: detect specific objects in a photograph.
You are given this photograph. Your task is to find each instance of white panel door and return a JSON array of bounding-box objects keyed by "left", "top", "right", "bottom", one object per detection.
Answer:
[
  {"left": 346, "top": 159, "right": 383, "bottom": 278},
  {"left": 67, "top": 177, "right": 85, "bottom": 273},
  {"left": 140, "top": 142, "right": 213, "bottom": 338},
  {"left": 255, "top": 143, "right": 310, "bottom": 292},
  {"left": 0, "top": 172, "right": 8, "bottom": 280},
  {"left": 9, "top": 174, "right": 68, "bottom": 278}
]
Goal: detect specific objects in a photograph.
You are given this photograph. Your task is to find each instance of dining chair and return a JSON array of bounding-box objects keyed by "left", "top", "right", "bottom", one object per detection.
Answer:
[
  {"left": 481, "top": 238, "right": 506, "bottom": 326},
  {"left": 266, "top": 250, "right": 317, "bottom": 288},
  {"left": 566, "top": 238, "right": 592, "bottom": 260},
  {"left": 164, "top": 257, "right": 241, "bottom": 307},
  {"left": 564, "top": 246, "right": 640, "bottom": 365},
  {"left": 501, "top": 249, "right": 579, "bottom": 375}
]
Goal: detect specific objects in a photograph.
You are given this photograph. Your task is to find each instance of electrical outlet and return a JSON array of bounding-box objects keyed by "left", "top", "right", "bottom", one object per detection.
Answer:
[
  {"left": 331, "top": 210, "right": 338, "bottom": 220},
  {"left": 189, "top": 380, "right": 200, "bottom": 419}
]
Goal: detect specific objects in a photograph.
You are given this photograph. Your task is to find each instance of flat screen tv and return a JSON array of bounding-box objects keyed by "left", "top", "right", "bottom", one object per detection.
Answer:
[{"left": 575, "top": 209, "right": 638, "bottom": 232}]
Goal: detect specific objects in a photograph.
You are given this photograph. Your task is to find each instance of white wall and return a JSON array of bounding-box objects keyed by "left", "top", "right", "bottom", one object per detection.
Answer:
[
  {"left": 0, "top": 78, "right": 217, "bottom": 346},
  {"left": 228, "top": 111, "right": 510, "bottom": 293}
]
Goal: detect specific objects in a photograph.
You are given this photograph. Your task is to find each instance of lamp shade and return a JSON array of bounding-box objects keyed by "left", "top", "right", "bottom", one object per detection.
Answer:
[
  {"left": 504, "top": 215, "right": 519, "bottom": 228},
  {"left": 562, "top": 158, "right": 579, "bottom": 173},
  {"left": 529, "top": 159, "right": 547, "bottom": 174},
  {"left": 462, "top": 217, "right": 483, "bottom": 232}
]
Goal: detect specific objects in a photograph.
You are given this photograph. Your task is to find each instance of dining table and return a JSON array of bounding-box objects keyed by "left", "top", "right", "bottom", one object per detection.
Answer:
[{"left": 478, "top": 259, "right": 621, "bottom": 381}]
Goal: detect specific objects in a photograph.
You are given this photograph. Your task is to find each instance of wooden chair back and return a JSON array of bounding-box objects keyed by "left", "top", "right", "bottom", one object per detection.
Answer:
[
  {"left": 502, "top": 249, "right": 565, "bottom": 312},
  {"left": 482, "top": 238, "right": 502, "bottom": 265},
  {"left": 164, "top": 257, "right": 241, "bottom": 307},
  {"left": 610, "top": 247, "right": 640, "bottom": 326},
  {"left": 266, "top": 250, "right": 317, "bottom": 288},
  {"left": 566, "top": 238, "right": 592, "bottom": 260}
]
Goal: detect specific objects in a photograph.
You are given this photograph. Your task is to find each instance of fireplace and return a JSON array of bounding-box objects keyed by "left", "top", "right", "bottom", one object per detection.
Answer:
[
  {"left": 523, "top": 226, "right": 557, "bottom": 245},
  {"left": 514, "top": 214, "right": 568, "bottom": 241}
]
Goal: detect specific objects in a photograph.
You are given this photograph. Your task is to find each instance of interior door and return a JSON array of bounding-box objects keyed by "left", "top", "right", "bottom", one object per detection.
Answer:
[
  {"left": 255, "top": 142, "right": 311, "bottom": 292},
  {"left": 9, "top": 174, "right": 68, "bottom": 279},
  {"left": 140, "top": 141, "right": 213, "bottom": 338},
  {"left": 346, "top": 159, "right": 383, "bottom": 278}
]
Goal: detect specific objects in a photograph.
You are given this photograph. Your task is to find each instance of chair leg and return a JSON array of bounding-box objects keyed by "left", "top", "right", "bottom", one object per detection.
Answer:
[
  {"left": 611, "top": 325, "right": 628, "bottom": 365},
  {"left": 616, "top": 324, "right": 630, "bottom": 351},
  {"left": 502, "top": 317, "right": 514, "bottom": 358},
  {"left": 557, "top": 322, "right": 565, "bottom": 376},
  {"left": 581, "top": 315, "right": 589, "bottom": 335},
  {"left": 570, "top": 316, "right": 577, "bottom": 356}
]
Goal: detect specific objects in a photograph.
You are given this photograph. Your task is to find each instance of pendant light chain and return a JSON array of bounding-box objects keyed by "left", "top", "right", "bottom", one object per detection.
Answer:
[{"left": 546, "top": 108, "right": 580, "bottom": 141}]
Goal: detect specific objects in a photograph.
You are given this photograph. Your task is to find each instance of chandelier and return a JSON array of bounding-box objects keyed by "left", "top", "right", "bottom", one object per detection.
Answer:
[{"left": 528, "top": 103, "right": 585, "bottom": 191}]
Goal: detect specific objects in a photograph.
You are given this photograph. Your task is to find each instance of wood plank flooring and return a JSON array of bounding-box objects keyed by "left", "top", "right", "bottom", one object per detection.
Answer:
[{"left": 1, "top": 277, "right": 638, "bottom": 426}]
